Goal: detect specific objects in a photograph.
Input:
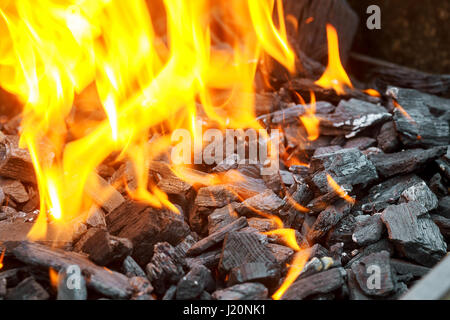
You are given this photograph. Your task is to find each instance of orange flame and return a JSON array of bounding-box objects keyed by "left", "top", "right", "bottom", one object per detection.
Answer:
[
  {"left": 315, "top": 24, "right": 353, "bottom": 95},
  {"left": 363, "top": 89, "right": 381, "bottom": 97},
  {"left": 298, "top": 91, "right": 320, "bottom": 141},
  {"left": 0, "top": 0, "right": 297, "bottom": 240},
  {"left": 326, "top": 174, "right": 355, "bottom": 204},
  {"left": 0, "top": 249, "right": 5, "bottom": 270},
  {"left": 49, "top": 267, "right": 59, "bottom": 290}
]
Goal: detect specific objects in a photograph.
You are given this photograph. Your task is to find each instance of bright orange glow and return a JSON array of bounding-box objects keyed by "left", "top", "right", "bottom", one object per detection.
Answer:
[
  {"left": 299, "top": 92, "right": 320, "bottom": 141},
  {"left": 393, "top": 100, "right": 415, "bottom": 124},
  {"left": 0, "top": 249, "right": 5, "bottom": 270},
  {"left": 49, "top": 267, "right": 59, "bottom": 290},
  {"left": 264, "top": 228, "right": 301, "bottom": 251},
  {"left": 272, "top": 249, "right": 310, "bottom": 300},
  {"left": 326, "top": 174, "right": 356, "bottom": 204},
  {"left": 305, "top": 17, "right": 314, "bottom": 24},
  {"left": 315, "top": 24, "right": 353, "bottom": 95},
  {"left": 363, "top": 89, "right": 381, "bottom": 97},
  {"left": 0, "top": 0, "right": 297, "bottom": 241}
]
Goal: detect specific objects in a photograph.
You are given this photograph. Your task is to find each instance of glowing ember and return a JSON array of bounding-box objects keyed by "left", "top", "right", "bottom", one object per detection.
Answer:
[
  {"left": 363, "top": 88, "right": 381, "bottom": 97},
  {"left": 315, "top": 24, "right": 353, "bottom": 95},
  {"left": 49, "top": 267, "right": 59, "bottom": 290},
  {"left": 299, "top": 92, "right": 320, "bottom": 141},
  {"left": 326, "top": 174, "right": 356, "bottom": 204},
  {"left": 0, "top": 249, "right": 5, "bottom": 270}
]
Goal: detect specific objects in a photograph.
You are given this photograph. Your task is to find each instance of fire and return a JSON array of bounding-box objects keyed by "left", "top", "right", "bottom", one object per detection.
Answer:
[
  {"left": 364, "top": 88, "right": 381, "bottom": 97},
  {"left": 0, "top": 248, "right": 5, "bottom": 270},
  {"left": 326, "top": 174, "right": 355, "bottom": 204},
  {"left": 298, "top": 92, "right": 320, "bottom": 141},
  {"left": 49, "top": 267, "right": 59, "bottom": 290},
  {"left": 0, "top": 0, "right": 296, "bottom": 240},
  {"left": 315, "top": 24, "right": 353, "bottom": 95},
  {"left": 264, "top": 228, "right": 301, "bottom": 251}
]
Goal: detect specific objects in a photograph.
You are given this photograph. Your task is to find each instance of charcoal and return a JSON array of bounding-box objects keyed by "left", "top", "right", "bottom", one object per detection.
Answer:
[
  {"left": 319, "top": 99, "right": 391, "bottom": 138},
  {"left": 429, "top": 173, "right": 447, "bottom": 197},
  {"left": 57, "top": 268, "right": 88, "bottom": 300},
  {"left": 162, "top": 285, "right": 177, "bottom": 300},
  {"left": 173, "top": 235, "right": 197, "bottom": 261},
  {"left": 399, "top": 181, "right": 438, "bottom": 211},
  {"left": 129, "top": 276, "right": 154, "bottom": 300},
  {"left": 345, "top": 239, "right": 395, "bottom": 269},
  {"left": 307, "top": 200, "right": 353, "bottom": 243},
  {"left": 219, "top": 231, "right": 278, "bottom": 274},
  {"left": 377, "top": 121, "right": 401, "bottom": 152},
  {"left": 187, "top": 217, "right": 248, "bottom": 256},
  {"left": 6, "top": 277, "right": 49, "bottom": 300},
  {"left": 279, "top": 183, "right": 313, "bottom": 227},
  {"left": 381, "top": 202, "right": 447, "bottom": 267},
  {"left": 0, "top": 278, "right": 6, "bottom": 298},
  {"left": 344, "top": 137, "right": 377, "bottom": 151},
  {"left": 281, "top": 267, "right": 346, "bottom": 300},
  {"left": 0, "top": 135, "right": 36, "bottom": 183},
  {"left": 228, "top": 262, "right": 280, "bottom": 287},
  {"left": 431, "top": 215, "right": 450, "bottom": 238},
  {"left": 107, "top": 200, "right": 190, "bottom": 265},
  {"left": 268, "top": 101, "right": 335, "bottom": 125},
  {"left": 122, "top": 256, "right": 146, "bottom": 278},
  {"left": 176, "top": 264, "right": 215, "bottom": 300},
  {"left": 236, "top": 189, "right": 285, "bottom": 217},
  {"left": 194, "top": 185, "right": 239, "bottom": 208},
  {"left": 352, "top": 214, "right": 384, "bottom": 246},
  {"left": 436, "top": 158, "right": 450, "bottom": 180},
  {"left": 346, "top": 269, "right": 371, "bottom": 300},
  {"left": 351, "top": 251, "right": 395, "bottom": 297},
  {"left": 247, "top": 218, "right": 277, "bottom": 232},
  {"left": 222, "top": 171, "right": 269, "bottom": 199},
  {"left": 297, "top": 257, "right": 325, "bottom": 280},
  {"left": 85, "top": 206, "right": 106, "bottom": 229},
  {"left": 0, "top": 268, "right": 27, "bottom": 288},
  {"left": 368, "top": 147, "right": 447, "bottom": 179},
  {"left": 387, "top": 87, "right": 450, "bottom": 148},
  {"left": 212, "top": 282, "right": 268, "bottom": 300},
  {"left": 310, "top": 148, "right": 378, "bottom": 193},
  {"left": 185, "top": 249, "right": 222, "bottom": 270},
  {"left": 0, "top": 179, "right": 29, "bottom": 203},
  {"left": 326, "top": 214, "right": 357, "bottom": 249},
  {"left": 358, "top": 174, "right": 425, "bottom": 212},
  {"left": 9, "top": 242, "right": 132, "bottom": 299},
  {"left": 207, "top": 203, "right": 240, "bottom": 234},
  {"left": 146, "top": 242, "right": 185, "bottom": 296},
  {"left": 86, "top": 173, "right": 125, "bottom": 214},
  {"left": 279, "top": 170, "right": 295, "bottom": 186},
  {"left": 437, "top": 196, "right": 450, "bottom": 219},
  {"left": 306, "top": 190, "right": 344, "bottom": 213},
  {"left": 212, "top": 153, "right": 239, "bottom": 173},
  {"left": 390, "top": 259, "right": 431, "bottom": 278},
  {"left": 267, "top": 244, "right": 294, "bottom": 266}
]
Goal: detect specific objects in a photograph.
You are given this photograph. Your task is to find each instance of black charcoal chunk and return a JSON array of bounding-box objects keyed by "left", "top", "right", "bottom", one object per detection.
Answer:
[
  {"left": 344, "top": 137, "right": 376, "bottom": 150},
  {"left": 236, "top": 189, "right": 285, "bottom": 217},
  {"left": 6, "top": 277, "right": 49, "bottom": 300},
  {"left": 431, "top": 215, "right": 450, "bottom": 238},
  {"left": 381, "top": 202, "right": 447, "bottom": 267},
  {"left": 310, "top": 148, "right": 378, "bottom": 193},
  {"left": 351, "top": 251, "right": 395, "bottom": 297},
  {"left": 207, "top": 203, "right": 240, "bottom": 234},
  {"left": 229, "top": 262, "right": 280, "bottom": 287},
  {"left": 281, "top": 268, "right": 346, "bottom": 300},
  {"left": 212, "top": 283, "right": 268, "bottom": 300},
  {"left": 176, "top": 264, "right": 215, "bottom": 300},
  {"left": 352, "top": 214, "right": 384, "bottom": 246},
  {"left": 122, "top": 256, "right": 146, "bottom": 278},
  {"left": 399, "top": 180, "right": 438, "bottom": 211},
  {"left": 390, "top": 259, "right": 431, "bottom": 278},
  {"left": 377, "top": 121, "right": 400, "bottom": 152},
  {"left": 268, "top": 101, "right": 335, "bottom": 125},
  {"left": 437, "top": 196, "right": 450, "bottom": 219},
  {"left": 368, "top": 147, "right": 447, "bottom": 179},
  {"left": 56, "top": 268, "right": 88, "bottom": 300}
]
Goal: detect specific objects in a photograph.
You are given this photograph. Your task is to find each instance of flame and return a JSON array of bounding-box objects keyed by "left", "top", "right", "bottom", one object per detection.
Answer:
[
  {"left": 0, "top": 249, "right": 5, "bottom": 270},
  {"left": 264, "top": 228, "right": 301, "bottom": 251},
  {"left": 364, "top": 89, "right": 381, "bottom": 97},
  {"left": 298, "top": 91, "right": 320, "bottom": 141},
  {"left": 326, "top": 174, "right": 355, "bottom": 204},
  {"left": 0, "top": 0, "right": 297, "bottom": 240},
  {"left": 315, "top": 24, "right": 353, "bottom": 95},
  {"left": 49, "top": 267, "right": 59, "bottom": 290}
]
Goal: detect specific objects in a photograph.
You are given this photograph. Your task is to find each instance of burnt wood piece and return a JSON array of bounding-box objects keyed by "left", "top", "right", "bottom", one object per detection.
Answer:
[
  {"left": 437, "top": 196, "right": 450, "bottom": 219},
  {"left": 345, "top": 239, "right": 394, "bottom": 269},
  {"left": 106, "top": 200, "right": 190, "bottom": 265},
  {"left": 145, "top": 242, "right": 185, "bottom": 296},
  {"left": 284, "top": 0, "right": 358, "bottom": 64},
  {"left": 306, "top": 189, "right": 344, "bottom": 214},
  {"left": 352, "top": 214, "right": 384, "bottom": 246},
  {"left": 279, "top": 182, "right": 313, "bottom": 228},
  {"left": 343, "top": 137, "right": 376, "bottom": 151},
  {"left": 0, "top": 136, "right": 36, "bottom": 184},
  {"left": 310, "top": 148, "right": 378, "bottom": 194},
  {"left": 436, "top": 158, "right": 450, "bottom": 181},
  {"left": 0, "top": 179, "right": 29, "bottom": 203},
  {"left": 390, "top": 259, "right": 431, "bottom": 279},
  {"left": 346, "top": 269, "right": 371, "bottom": 300},
  {"left": 267, "top": 244, "right": 294, "bottom": 267},
  {"left": 85, "top": 206, "right": 107, "bottom": 229},
  {"left": 207, "top": 203, "right": 240, "bottom": 235},
  {"left": 377, "top": 121, "right": 401, "bottom": 153},
  {"left": 57, "top": 268, "right": 88, "bottom": 300},
  {"left": 162, "top": 285, "right": 177, "bottom": 300},
  {"left": 381, "top": 202, "right": 447, "bottom": 267},
  {"left": 260, "top": 101, "right": 335, "bottom": 125},
  {"left": 129, "top": 276, "right": 154, "bottom": 300},
  {"left": 281, "top": 267, "right": 346, "bottom": 300},
  {"left": 350, "top": 53, "right": 450, "bottom": 97},
  {"left": 313, "top": 145, "right": 342, "bottom": 157},
  {"left": 431, "top": 215, "right": 450, "bottom": 239},
  {"left": 187, "top": 217, "right": 248, "bottom": 257},
  {"left": 326, "top": 214, "right": 357, "bottom": 249},
  {"left": 358, "top": 174, "right": 426, "bottom": 213},
  {"left": 222, "top": 171, "right": 269, "bottom": 200},
  {"left": 400, "top": 255, "right": 450, "bottom": 300},
  {"left": 387, "top": 87, "right": 450, "bottom": 147},
  {"left": 368, "top": 147, "right": 447, "bottom": 179},
  {"left": 399, "top": 181, "right": 439, "bottom": 211},
  {"left": 86, "top": 173, "right": 125, "bottom": 214},
  {"left": 8, "top": 241, "right": 132, "bottom": 299},
  {"left": 0, "top": 268, "right": 28, "bottom": 289},
  {"left": 351, "top": 251, "right": 395, "bottom": 297},
  {"left": 211, "top": 282, "right": 268, "bottom": 300},
  {"left": 319, "top": 99, "right": 391, "bottom": 138},
  {"left": 185, "top": 249, "right": 222, "bottom": 270},
  {"left": 176, "top": 264, "right": 215, "bottom": 300},
  {"left": 122, "top": 256, "right": 146, "bottom": 278},
  {"left": 247, "top": 218, "right": 277, "bottom": 233},
  {"left": 229, "top": 262, "right": 280, "bottom": 287},
  {"left": 0, "top": 277, "right": 6, "bottom": 298},
  {"left": 429, "top": 173, "right": 447, "bottom": 197},
  {"left": 173, "top": 235, "right": 197, "bottom": 262},
  {"left": 236, "top": 189, "right": 285, "bottom": 217},
  {"left": 5, "top": 277, "right": 49, "bottom": 300},
  {"left": 219, "top": 231, "right": 278, "bottom": 274},
  {"left": 307, "top": 200, "right": 353, "bottom": 243},
  {"left": 194, "top": 185, "right": 239, "bottom": 208}
]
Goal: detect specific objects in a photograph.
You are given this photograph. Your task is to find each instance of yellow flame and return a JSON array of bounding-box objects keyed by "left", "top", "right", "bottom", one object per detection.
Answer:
[
  {"left": 315, "top": 24, "right": 353, "bottom": 95},
  {"left": 299, "top": 91, "right": 320, "bottom": 141},
  {"left": 326, "top": 174, "right": 356, "bottom": 204},
  {"left": 0, "top": 249, "right": 5, "bottom": 270}
]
